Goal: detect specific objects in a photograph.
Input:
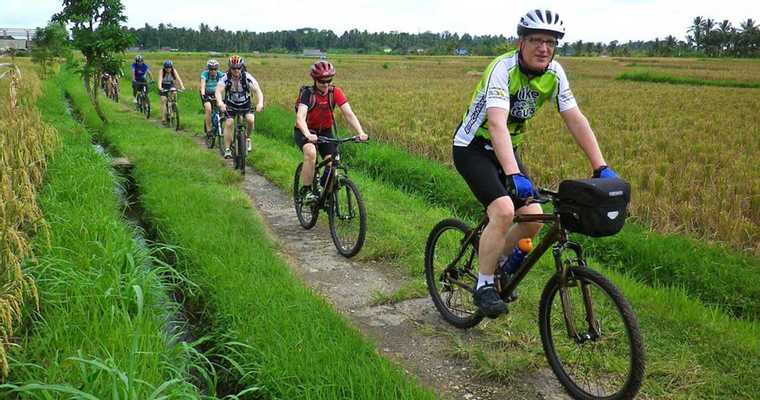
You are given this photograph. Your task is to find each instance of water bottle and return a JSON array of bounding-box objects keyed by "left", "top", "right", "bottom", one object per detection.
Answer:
[{"left": 500, "top": 238, "right": 533, "bottom": 275}]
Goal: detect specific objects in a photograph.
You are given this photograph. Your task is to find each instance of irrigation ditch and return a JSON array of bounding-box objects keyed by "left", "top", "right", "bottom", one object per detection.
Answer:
[{"left": 65, "top": 94, "right": 255, "bottom": 398}]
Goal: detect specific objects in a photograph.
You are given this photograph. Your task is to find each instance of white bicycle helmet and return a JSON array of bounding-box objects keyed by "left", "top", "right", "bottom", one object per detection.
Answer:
[{"left": 517, "top": 9, "right": 565, "bottom": 39}]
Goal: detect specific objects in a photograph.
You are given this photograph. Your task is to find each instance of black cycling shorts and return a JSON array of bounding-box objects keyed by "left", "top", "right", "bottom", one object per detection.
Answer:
[
  {"left": 453, "top": 136, "right": 531, "bottom": 210},
  {"left": 294, "top": 128, "right": 337, "bottom": 159}
]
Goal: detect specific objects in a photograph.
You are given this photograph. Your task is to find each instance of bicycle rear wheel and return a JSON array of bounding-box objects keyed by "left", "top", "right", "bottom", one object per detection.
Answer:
[
  {"left": 424, "top": 218, "right": 484, "bottom": 329},
  {"left": 539, "top": 266, "right": 645, "bottom": 400},
  {"left": 293, "top": 162, "right": 319, "bottom": 229},
  {"left": 328, "top": 177, "right": 366, "bottom": 258}
]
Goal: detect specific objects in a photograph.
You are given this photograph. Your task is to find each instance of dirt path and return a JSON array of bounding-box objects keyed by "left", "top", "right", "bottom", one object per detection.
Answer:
[{"left": 178, "top": 126, "right": 568, "bottom": 399}]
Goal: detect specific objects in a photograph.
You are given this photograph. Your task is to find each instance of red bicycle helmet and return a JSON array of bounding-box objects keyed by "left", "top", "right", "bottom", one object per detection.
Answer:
[
  {"left": 310, "top": 61, "right": 336, "bottom": 80},
  {"left": 228, "top": 55, "right": 245, "bottom": 69}
]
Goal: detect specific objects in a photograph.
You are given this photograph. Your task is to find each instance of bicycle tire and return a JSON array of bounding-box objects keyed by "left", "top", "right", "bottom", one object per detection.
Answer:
[
  {"left": 144, "top": 97, "right": 151, "bottom": 119},
  {"left": 328, "top": 177, "right": 367, "bottom": 258},
  {"left": 424, "top": 218, "right": 484, "bottom": 329},
  {"left": 293, "top": 162, "right": 319, "bottom": 229},
  {"left": 539, "top": 266, "right": 645, "bottom": 400},
  {"left": 236, "top": 129, "right": 246, "bottom": 175},
  {"left": 173, "top": 102, "right": 180, "bottom": 131}
]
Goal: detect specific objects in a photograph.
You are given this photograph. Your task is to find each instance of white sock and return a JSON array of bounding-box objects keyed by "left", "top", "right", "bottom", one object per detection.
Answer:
[{"left": 477, "top": 273, "right": 495, "bottom": 290}]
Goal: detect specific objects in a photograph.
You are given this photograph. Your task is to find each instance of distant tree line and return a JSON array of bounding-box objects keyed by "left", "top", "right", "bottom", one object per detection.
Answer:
[
  {"left": 124, "top": 15, "right": 760, "bottom": 58},
  {"left": 559, "top": 17, "right": 760, "bottom": 57},
  {"left": 129, "top": 24, "right": 512, "bottom": 56}
]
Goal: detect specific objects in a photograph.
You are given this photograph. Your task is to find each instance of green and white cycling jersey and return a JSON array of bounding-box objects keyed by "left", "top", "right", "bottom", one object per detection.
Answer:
[{"left": 453, "top": 50, "right": 577, "bottom": 148}]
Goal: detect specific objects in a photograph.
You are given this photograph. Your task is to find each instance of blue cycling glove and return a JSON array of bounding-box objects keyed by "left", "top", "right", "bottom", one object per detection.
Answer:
[
  {"left": 508, "top": 173, "right": 536, "bottom": 199},
  {"left": 593, "top": 165, "right": 619, "bottom": 179}
]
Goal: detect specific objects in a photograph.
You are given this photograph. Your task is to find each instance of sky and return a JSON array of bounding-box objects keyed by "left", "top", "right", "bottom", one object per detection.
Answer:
[{"left": 2, "top": 0, "right": 760, "bottom": 44}]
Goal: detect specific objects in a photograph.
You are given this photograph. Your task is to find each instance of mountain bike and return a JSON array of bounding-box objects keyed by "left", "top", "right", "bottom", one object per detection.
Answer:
[
  {"left": 424, "top": 186, "right": 645, "bottom": 400},
  {"left": 293, "top": 136, "right": 367, "bottom": 257},
  {"left": 135, "top": 81, "right": 150, "bottom": 119},
  {"left": 162, "top": 88, "right": 182, "bottom": 131},
  {"left": 109, "top": 76, "right": 120, "bottom": 103}
]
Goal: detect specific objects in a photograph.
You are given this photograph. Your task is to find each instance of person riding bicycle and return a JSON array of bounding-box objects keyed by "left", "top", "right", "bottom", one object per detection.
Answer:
[
  {"left": 158, "top": 60, "right": 186, "bottom": 124},
  {"left": 215, "top": 55, "right": 264, "bottom": 159},
  {"left": 453, "top": 9, "right": 619, "bottom": 318},
  {"left": 294, "top": 61, "right": 368, "bottom": 204},
  {"left": 200, "top": 59, "right": 224, "bottom": 133},
  {"left": 131, "top": 55, "right": 152, "bottom": 103}
]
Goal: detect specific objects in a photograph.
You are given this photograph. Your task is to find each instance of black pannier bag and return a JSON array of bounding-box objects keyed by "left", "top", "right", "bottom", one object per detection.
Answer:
[{"left": 556, "top": 178, "right": 631, "bottom": 237}]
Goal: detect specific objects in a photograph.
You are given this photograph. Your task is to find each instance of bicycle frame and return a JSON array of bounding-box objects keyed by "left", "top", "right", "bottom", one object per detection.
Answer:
[{"left": 444, "top": 210, "right": 600, "bottom": 342}]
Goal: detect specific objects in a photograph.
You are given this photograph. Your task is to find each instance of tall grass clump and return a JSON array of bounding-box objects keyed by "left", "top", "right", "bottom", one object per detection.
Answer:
[
  {"left": 68, "top": 70, "right": 436, "bottom": 400},
  {"left": 2, "top": 75, "right": 201, "bottom": 398},
  {"left": 0, "top": 62, "right": 56, "bottom": 378},
  {"left": 617, "top": 71, "right": 760, "bottom": 88}
]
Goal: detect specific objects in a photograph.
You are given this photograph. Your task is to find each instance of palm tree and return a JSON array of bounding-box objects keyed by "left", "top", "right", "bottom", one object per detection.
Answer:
[
  {"left": 687, "top": 16, "right": 704, "bottom": 50},
  {"left": 718, "top": 20, "right": 735, "bottom": 55},
  {"left": 738, "top": 18, "right": 759, "bottom": 56},
  {"left": 701, "top": 18, "right": 719, "bottom": 55}
]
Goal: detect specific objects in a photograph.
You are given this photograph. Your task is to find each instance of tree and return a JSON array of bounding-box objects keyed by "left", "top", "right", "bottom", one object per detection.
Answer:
[
  {"left": 687, "top": 16, "right": 705, "bottom": 50},
  {"left": 53, "top": 0, "right": 134, "bottom": 122},
  {"left": 31, "top": 21, "right": 71, "bottom": 78}
]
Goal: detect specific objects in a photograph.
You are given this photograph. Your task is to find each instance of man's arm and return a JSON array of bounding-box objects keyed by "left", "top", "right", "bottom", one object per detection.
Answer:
[
  {"left": 487, "top": 108, "right": 519, "bottom": 174},
  {"left": 296, "top": 104, "right": 316, "bottom": 141},
  {"left": 560, "top": 107, "right": 606, "bottom": 170}
]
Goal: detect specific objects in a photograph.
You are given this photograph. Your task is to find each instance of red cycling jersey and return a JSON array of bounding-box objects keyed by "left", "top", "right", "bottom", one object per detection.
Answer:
[{"left": 299, "top": 85, "right": 348, "bottom": 130}]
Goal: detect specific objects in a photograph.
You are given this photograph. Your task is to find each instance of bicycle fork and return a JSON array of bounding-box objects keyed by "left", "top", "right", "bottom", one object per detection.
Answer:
[{"left": 552, "top": 242, "right": 601, "bottom": 344}]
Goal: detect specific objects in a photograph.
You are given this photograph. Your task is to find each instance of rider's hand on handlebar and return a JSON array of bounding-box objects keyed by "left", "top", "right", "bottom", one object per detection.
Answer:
[
  {"left": 592, "top": 165, "right": 619, "bottom": 179},
  {"left": 255, "top": 103, "right": 263, "bottom": 113},
  {"left": 218, "top": 103, "right": 227, "bottom": 113},
  {"left": 357, "top": 132, "right": 369, "bottom": 142},
  {"left": 508, "top": 173, "right": 537, "bottom": 200},
  {"left": 306, "top": 133, "right": 319, "bottom": 142}
]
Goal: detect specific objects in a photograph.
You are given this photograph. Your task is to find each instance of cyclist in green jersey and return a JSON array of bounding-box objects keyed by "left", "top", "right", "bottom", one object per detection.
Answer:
[{"left": 453, "top": 9, "right": 619, "bottom": 318}]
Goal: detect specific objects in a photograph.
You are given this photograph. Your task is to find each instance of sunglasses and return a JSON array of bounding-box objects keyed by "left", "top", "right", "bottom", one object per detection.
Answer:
[
  {"left": 317, "top": 79, "right": 332, "bottom": 84},
  {"left": 230, "top": 67, "right": 241, "bottom": 71}
]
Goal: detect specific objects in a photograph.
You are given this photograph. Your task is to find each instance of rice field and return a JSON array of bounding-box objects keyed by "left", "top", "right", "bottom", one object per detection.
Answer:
[
  {"left": 137, "top": 53, "right": 760, "bottom": 256},
  {"left": 0, "top": 58, "right": 57, "bottom": 377}
]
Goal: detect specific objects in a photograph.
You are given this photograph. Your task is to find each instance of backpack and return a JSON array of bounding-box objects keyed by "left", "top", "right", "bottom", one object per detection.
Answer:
[
  {"left": 224, "top": 66, "right": 250, "bottom": 96},
  {"left": 294, "top": 85, "right": 335, "bottom": 113}
]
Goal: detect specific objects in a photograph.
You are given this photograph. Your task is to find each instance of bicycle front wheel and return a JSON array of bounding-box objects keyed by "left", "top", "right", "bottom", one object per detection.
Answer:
[
  {"left": 328, "top": 177, "right": 366, "bottom": 258},
  {"left": 293, "top": 162, "right": 319, "bottom": 229},
  {"left": 173, "top": 103, "right": 181, "bottom": 131},
  {"left": 424, "top": 219, "right": 483, "bottom": 329},
  {"left": 144, "top": 98, "right": 151, "bottom": 119},
  {"left": 235, "top": 130, "right": 246, "bottom": 175},
  {"left": 539, "top": 266, "right": 645, "bottom": 400}
]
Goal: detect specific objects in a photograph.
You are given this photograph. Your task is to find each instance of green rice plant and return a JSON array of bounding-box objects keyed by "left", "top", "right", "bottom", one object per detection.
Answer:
[{"left": 617, "top": 70, "right": 760, "bottom": 88}]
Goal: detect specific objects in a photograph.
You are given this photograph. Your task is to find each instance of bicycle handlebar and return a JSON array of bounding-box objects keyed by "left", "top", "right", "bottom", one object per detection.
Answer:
[{"left": 315, "top": 135, "right": 368, "bottom": 144}]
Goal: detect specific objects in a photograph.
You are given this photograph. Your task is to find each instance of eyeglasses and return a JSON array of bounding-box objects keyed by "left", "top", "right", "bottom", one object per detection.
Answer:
[
  {"left": 317, "top": 79, "right": 332, "bottom": 84},
  {"left": 230, "top": 67, "right": 241, "bottom": 71},
  {"left": 526, "top": 37, "right": 558, "bottom": 49}
]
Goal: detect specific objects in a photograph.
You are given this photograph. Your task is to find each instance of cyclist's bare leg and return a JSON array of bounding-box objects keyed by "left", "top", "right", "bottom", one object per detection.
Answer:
[
  {"left": 223, "top": 116, "right": 234, "bottom": 149},
  {"left": 160, "top": 96, "right": 168, "bottom": 121},
  {"left": 245, "top": 112, "right": 255, "bottom": 136},
  {"left": 502, "top": 202, "right": 543, "bottom": 257},
  {"left": 203, "top": 101, "right": 212, "bottom": 132},
  {"left": 479, "top": 196, "right": 516, "bottom": 276},
  {"left": 301, "top": 143, "right": 317, "bottom": 184}
]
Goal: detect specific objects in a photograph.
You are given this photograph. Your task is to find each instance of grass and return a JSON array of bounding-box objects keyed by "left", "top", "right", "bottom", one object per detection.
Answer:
[
  {"left": 617, "top": 71, "right": 760, "bottom": 88},
  {"left": 2, "top": 76, "right": 201, "bottom": 398},
  {"left": 66, "top": 69, "right": 437, "bottom": 399}
]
